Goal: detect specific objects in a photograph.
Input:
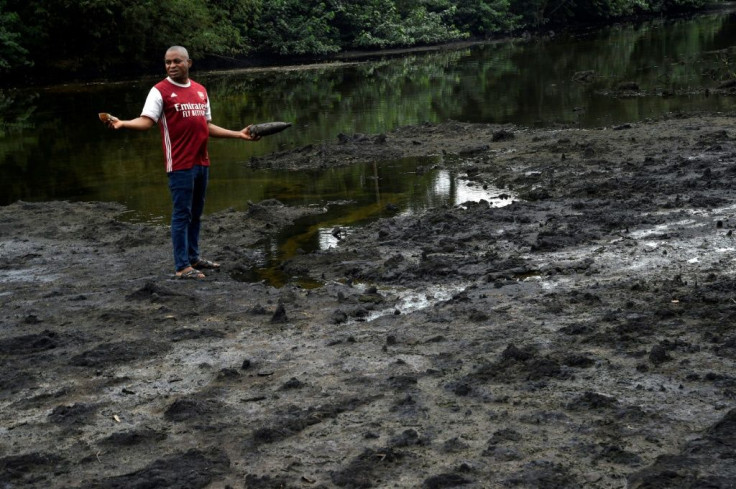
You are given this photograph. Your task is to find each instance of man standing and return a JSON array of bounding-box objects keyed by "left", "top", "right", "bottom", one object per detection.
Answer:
[{"left": 107, "top": 46, "right": 260, "bottom": 279}]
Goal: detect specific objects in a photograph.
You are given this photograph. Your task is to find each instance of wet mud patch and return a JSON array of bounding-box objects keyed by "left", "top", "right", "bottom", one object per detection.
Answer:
[
  {"left": 48, "top": 402, "right": 100, "bottom": 427},
  {"left": 422, "top": 473, "right": 473, "bottom": 488},
  {"left": 463, "top": 344, "right": 572, "bottom": 385},
  {"left": 0, "top": 329, "right": 62, "bottom": 355},
  {"left": 170, "top": 326, "right": 226, "bottom": 342},
  {"left": 505, "top": 460, "right": 581, "bottom": 488},
  {"left": 95, "top": 427, "right": 168, "bottom": 447},
  {"left": 628, "top": 408, "right": 736, "bottom": 488},
  {"left": 69, "top": 340, "right": 171, "bottom": 367},
  {"left": 3, "top": 114, "right": 736, "bottom": 487},
  {"left": 78, "top": 448, "right": 230, "bottom": 489},
  {"left": 164, "top": 396, "right": 226, "bottom": 423},
  {"left": 330, "top": 447, "right": 407, "bottom": 488},
  {"left": 0, "top": 453, "right": 67, "bottom": 487},
  {"left": 0, "top": 330, "right": 65, "bottom": 395},
  {"left": 248, "top": 396, "right": 378, "bottom": 448},
  {"left": 125, "top": 281, "right": 188, "bottom": 301},
  {"left": 0, "top": 368, "right": 38, "bottom": 397},
  {"left": 242, "top": 473, "right": 304, "bottom": 489}
]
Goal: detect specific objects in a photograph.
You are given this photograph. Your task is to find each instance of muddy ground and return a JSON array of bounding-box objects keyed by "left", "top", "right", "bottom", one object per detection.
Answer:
[{"left": 2, "top": 112, "right": 736, "bottom": 488}]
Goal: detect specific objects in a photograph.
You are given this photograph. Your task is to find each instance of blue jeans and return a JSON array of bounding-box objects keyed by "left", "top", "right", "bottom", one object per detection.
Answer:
[{"left": 167, "top": 165, "right": 209, "bottom": 272}]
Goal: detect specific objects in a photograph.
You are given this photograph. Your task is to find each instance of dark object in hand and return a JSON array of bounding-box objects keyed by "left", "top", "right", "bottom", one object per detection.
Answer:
[{"left": 249, "top": 122, "right": 293, "bottom": 137}]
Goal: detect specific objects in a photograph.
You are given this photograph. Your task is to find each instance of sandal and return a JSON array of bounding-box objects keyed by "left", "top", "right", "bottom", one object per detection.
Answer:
[
  {"left": 192, "top": 258, "right": 220, "bottom": 270},
  {"left": 176, "top": 267, "right": 205, "bottom": 279}
]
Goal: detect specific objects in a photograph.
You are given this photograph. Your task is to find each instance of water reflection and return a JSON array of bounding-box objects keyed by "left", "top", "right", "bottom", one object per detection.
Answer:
[
  {"left": 237, "top": 157, "right": 514, "bottom": 286},
  {"left": 431, "top": 170, "right": 514, "bottom": 209},
  {"left": 313, "top": 167, "right": 514, "bottom": 251}
]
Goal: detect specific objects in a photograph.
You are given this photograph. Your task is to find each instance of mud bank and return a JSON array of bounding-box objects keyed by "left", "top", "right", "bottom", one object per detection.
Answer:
[{"left": 2, "top": 113, "right": 736, "bottom": 488}]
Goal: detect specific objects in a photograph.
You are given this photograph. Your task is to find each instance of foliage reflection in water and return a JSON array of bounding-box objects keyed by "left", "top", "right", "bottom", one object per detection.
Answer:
[{"left": 231, "top": 156, "right": 514, "bottom": 287}]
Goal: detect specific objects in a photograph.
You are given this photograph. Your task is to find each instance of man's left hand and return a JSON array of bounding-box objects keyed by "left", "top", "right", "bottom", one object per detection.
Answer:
[{"left": 242, "top": 125, "right": 261, "bottom": 141}]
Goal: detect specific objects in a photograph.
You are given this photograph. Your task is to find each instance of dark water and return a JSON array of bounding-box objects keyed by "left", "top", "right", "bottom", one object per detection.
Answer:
[
  {"left": 2, "top": 9, "right": 736, "bottom": 283},
  {"left": 229, "top": 156, "right": 513, "bottom": 286}
]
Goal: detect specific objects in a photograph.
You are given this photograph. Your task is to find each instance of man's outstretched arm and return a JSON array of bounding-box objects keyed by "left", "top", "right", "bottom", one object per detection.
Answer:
[
  {"left": 110, "top": 116, "right": 156, "bottom": 131},
  {"left": 208, "top": 122, "right": 260, "bottom": 141}
]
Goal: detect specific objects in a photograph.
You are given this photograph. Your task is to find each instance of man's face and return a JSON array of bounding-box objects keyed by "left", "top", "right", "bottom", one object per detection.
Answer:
[{"left": 165, "top": 50, "right": 191, "bottom": 83}]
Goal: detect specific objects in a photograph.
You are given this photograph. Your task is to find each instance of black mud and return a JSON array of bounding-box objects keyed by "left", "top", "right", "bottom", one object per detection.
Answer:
[{"left": 2, "top": 113, "right": 736, "bottom": 488}]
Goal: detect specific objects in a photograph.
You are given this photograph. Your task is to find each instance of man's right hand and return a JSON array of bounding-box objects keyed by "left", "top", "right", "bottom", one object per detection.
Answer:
[{"left": 106, "top": 116, "right": 155, "bottom": 131}]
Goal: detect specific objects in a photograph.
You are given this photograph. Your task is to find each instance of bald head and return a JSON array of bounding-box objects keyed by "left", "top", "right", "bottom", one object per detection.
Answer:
[
  {"left": 164, "top": 46, "right": 192, "bottom": 84},
  {"left": 166, "top": 46, "right": 189, "bottom": 60}
]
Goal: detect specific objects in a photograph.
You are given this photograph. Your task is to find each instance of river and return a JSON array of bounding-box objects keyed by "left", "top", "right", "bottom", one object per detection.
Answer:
[{"left": 2, "top": 8, "right": 736, "bottom": 283}]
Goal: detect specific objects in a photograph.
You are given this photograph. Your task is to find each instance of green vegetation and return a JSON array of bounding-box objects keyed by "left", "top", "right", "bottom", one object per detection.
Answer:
[{"left": 0, "top": 0, "right": 716, "bottom": 83}]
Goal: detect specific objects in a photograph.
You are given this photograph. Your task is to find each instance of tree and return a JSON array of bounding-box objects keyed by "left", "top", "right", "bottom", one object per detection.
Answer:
[
  {"left": 0, "top": 0, "right": 30, "bottom": 72},
  {"left": 402, "top": 5, "right": 465, "bottom": 45},
  {"left": 0, "top": 0, "right": 720, "bottom": 82},
  {"left": 452, "top": 0, "right": 519, "bottom": 36},
  {"left": 330, "top": 0, "right": 411, "bottom": 49},
  {"left": 251, "top": 0, "right": 340, "bottom": 55}
]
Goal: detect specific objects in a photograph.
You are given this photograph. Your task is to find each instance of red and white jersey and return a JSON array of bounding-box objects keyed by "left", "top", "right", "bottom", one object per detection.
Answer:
[{"left": 141, "top": 77, "right": 212, "bottom": 172}]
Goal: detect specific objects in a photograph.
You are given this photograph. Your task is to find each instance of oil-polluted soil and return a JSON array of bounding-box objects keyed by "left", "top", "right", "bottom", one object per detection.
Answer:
[{"left": 2, "top": 112, "right": 736, "bottom": 488}]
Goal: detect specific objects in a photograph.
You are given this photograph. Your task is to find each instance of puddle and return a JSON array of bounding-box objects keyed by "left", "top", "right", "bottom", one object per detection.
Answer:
[
  {"left": 0, "top": 268, "right": 59, "bottom": 284},
  {"left": 232, "top": 156, "right": 516, "bottom": 287},
  {"left": 363, "top": 283, "right": 469, "bottom": 322}
]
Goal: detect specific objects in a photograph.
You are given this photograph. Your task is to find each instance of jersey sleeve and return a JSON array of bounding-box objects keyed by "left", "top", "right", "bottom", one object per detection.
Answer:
[{"left": 140, "top": 87, "right": 163, "bottom": 122}]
